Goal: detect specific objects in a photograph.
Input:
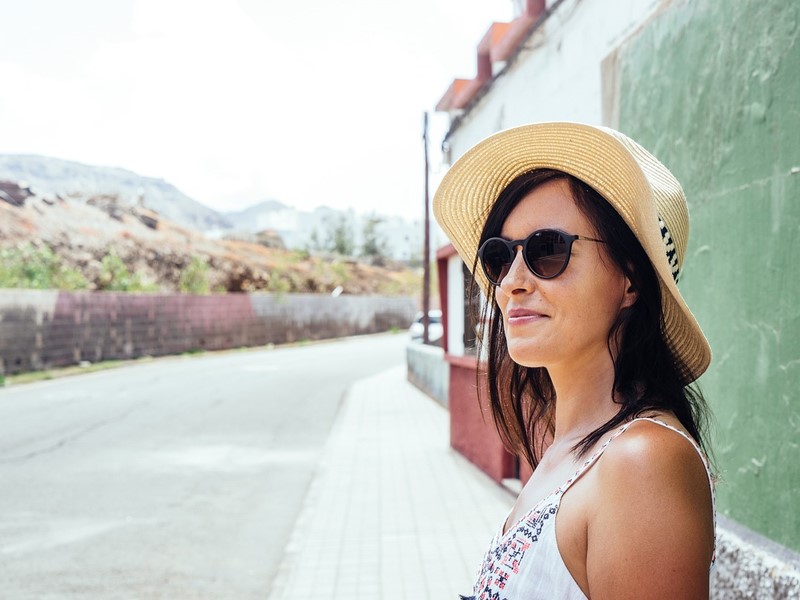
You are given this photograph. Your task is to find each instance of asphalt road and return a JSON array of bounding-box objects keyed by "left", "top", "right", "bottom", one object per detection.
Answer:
[{"left": 0, "top": 333, "right": 408, "bottom": 599}]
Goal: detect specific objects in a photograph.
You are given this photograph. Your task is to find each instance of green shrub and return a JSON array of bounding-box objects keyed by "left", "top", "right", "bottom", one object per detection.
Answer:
[
  {"left": 97, "top": 250, "right": 155, "bottom": 292},
  {"left": 0, "top": 244, "right": 89, "bottom": 290},
  {"left": 266, "top": 270, "right": 291, "bottom": 293},
  {"left": 179, "top": 256, "right": 210, "bottom": 294}
]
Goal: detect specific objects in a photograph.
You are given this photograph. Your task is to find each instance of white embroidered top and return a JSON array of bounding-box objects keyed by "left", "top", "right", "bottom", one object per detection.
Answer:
[{"left": 463, "top": 418, "right": 716, "bottom": 600}]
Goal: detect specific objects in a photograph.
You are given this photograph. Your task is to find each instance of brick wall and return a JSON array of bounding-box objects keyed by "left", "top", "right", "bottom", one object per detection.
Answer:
[{"left": 0, "top": 289, "right": 417, "bottom": 374}]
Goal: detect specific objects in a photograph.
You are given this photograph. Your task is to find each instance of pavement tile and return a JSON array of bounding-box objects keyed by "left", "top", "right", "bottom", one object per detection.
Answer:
[{"left": 267, "top": 364, "right": 513, "bottom": 600}]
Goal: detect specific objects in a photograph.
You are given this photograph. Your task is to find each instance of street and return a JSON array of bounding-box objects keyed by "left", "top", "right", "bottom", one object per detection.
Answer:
[{"left": 0, "top": 333, "right": 408, "bottom": 599}]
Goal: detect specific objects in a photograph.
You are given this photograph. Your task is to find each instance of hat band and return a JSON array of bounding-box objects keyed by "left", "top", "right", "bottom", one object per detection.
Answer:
[{"left": 658, "top": 216, "right": 680, "bottom": 283}]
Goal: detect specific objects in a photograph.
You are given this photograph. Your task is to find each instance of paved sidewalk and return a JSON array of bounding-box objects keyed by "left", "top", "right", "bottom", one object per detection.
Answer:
[{"left": 267, "top": 365, "right": 514, "bottom": 600}]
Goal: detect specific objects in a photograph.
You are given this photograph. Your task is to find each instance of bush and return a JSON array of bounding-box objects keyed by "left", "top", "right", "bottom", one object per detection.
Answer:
[
  {"left": 97, "top": 250, "right": 155, "bottom": 292},
  {"left": 0, "top": 244, "right": 89, "bottom": 290},
  {"left": 179, "top": 256, "right": 210, "bottom": 294}
]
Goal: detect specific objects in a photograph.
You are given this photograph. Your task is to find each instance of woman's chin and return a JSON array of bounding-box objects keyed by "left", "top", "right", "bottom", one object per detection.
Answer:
[{"left": 506, "top": 343, "right": 547, "bottom": 369}]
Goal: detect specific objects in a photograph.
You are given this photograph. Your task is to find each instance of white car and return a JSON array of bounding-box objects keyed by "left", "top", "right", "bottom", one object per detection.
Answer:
[{"left": 409, "top": 310, "right": 443, "bottom": 345}]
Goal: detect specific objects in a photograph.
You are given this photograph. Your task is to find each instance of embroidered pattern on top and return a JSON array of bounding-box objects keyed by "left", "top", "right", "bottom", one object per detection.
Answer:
[{"left": 472, "top": 503, "right": 558, "bottom": 600}]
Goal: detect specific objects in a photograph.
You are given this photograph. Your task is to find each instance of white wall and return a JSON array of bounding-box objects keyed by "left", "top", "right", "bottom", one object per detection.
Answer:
[
  {"left": 446, "top": 254, "right": 465, "bottom": 355},
  {"left": 446, "top": 0, "right": 662, "bottom": 161}
]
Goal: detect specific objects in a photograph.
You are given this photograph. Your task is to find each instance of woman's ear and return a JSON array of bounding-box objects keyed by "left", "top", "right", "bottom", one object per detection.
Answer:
[{"left": 621, "top": 276, "right": 638, "bottom": 309}]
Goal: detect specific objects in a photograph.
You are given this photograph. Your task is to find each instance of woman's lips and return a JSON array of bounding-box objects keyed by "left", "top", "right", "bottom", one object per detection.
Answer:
[{"left": 507, "top": 307, "right": 547, "bottom": 326}]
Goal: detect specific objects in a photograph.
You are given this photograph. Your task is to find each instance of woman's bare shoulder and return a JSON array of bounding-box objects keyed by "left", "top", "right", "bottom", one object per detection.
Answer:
[
  {"left": 584, "top": 418, "right": 715, "bottom": 599},
  {"left": 596, "top": 417, "right": 712, "bottom": 514},
  {"left": 603, "top": 417, "right": 707, "bottom": 475}
]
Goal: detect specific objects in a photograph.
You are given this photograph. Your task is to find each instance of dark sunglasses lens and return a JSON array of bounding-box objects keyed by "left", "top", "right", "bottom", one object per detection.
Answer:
[
  {"left": 526, "top": 231, "right": 569, "bottom": 278},
  {"left": 481, "top": 239, "right": 512, "bottom": 284}
]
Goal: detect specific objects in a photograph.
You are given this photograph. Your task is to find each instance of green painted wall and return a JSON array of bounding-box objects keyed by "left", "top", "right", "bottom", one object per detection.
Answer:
[{"left": 617, "top": 0, "right": 800, "bottom": 550}]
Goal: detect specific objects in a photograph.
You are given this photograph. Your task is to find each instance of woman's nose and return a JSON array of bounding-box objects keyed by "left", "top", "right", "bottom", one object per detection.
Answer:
[{"left": 498, "top": 248, "right": 534, "bottom": 295}]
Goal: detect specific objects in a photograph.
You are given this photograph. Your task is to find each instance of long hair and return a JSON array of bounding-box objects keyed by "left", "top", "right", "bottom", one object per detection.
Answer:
[{"left": 472, "top": 169, "right": 711, "bottom": 469}]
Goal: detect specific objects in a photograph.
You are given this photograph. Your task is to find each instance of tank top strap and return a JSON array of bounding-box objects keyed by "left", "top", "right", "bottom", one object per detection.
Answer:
[
  {"left": 557, "top": 416, "right": 713, "bottom": 497},
  {"left": 556, "top": 418, "right": 641, "bottom": 497},
  {"left": 632, "top": 417, "right": 716, "bottom": 493}
]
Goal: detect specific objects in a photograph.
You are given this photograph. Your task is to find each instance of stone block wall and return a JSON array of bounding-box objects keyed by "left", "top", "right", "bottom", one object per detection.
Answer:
[{"left": 0, "top": 289, "right": 417, "bottom": 374}]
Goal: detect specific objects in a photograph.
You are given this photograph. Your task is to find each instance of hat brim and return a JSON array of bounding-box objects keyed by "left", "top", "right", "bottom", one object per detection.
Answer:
[{"left": 433, "top": 122, "right": 711, "bottom": 382}]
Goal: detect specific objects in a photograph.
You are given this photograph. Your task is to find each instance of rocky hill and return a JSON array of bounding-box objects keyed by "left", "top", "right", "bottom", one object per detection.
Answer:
[
  {"left": 0, "top": 154, "right": 230, "bottom": 232},
  {"left": 0, "top": 154, "right": 424, "bottom": 263},
  {"left": 0, "top": 179, "right": 420, "bottom": 296}
]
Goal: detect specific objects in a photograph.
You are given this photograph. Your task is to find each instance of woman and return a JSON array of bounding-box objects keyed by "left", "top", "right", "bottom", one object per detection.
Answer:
[{"left": 433, "top": 122, "right": 716, "bottom": 599}]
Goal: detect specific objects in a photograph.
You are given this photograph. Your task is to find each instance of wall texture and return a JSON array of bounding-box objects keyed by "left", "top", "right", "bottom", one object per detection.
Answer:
[
  {"left": 406, "top": 343, "right": 450, "bottom": 408},
  {"left": 0, "top": 289, "right": 417, "bottom": 374},
  {"left": 615, "top": 0, "right": 800, "bottom": 553}
]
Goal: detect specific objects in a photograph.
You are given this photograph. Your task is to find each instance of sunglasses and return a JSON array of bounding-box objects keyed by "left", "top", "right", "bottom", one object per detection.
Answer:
[{"left": 478, "top": 229, "right": 606, "bottom": 285}]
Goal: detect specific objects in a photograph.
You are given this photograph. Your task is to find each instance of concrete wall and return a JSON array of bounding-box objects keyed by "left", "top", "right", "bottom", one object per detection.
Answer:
[
  {"left": 0, "top": 289, "right": 417, "bottom": 374},
  {"left": 614, "top": 0, "right": 800, "bottom": 554},
  {"left": 612, "top": 1, "right": 800, "bottom": 593},
  {"left": 406, "top": 343, "right": 449, "bottom": 408}
]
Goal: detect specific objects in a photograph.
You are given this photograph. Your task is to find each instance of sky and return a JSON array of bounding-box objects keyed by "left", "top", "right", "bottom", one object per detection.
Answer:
[{"left": 0, "top": 0, "right": 513, "bottom": 219}]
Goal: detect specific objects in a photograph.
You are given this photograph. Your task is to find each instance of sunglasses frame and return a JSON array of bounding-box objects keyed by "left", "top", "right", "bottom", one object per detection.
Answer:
[{"left": 478, "top": 228, "right": 606, "bottom": 285}]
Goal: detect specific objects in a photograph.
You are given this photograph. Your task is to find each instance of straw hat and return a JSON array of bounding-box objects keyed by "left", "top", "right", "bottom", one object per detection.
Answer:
[{"left": 433, "top": 121, "right": 711, "bottom": 381}]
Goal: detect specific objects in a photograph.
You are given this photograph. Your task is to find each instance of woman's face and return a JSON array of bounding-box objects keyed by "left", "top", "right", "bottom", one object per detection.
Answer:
[{"left": 494, "top": 178, "right": 635, "bottom": 373}]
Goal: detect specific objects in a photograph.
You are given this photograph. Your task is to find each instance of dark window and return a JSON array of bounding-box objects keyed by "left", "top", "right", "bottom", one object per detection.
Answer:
[{"left": 463, "top": 262, "right": 478, "bottom": 353}]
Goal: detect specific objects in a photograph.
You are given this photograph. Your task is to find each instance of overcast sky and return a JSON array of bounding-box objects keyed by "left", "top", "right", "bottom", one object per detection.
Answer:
[{"left": 0, "top": 0, "right": 512, "bottom": 219}]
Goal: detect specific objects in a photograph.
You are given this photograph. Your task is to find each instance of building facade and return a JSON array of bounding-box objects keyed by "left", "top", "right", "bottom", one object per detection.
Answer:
[{"left": 432, "top": 0, "right": 800, "bottom": 596}]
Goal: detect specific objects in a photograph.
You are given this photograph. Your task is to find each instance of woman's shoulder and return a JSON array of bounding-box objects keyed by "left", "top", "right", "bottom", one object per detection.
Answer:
[
  {"left": 581, "top": 415, "right": 716, "bottom": 596},
  {"left": 597, "top": 415, "right": 711, "bottom": 492},
  {"left": 590, "top": 414, "right": 716, "bottom": 553}
]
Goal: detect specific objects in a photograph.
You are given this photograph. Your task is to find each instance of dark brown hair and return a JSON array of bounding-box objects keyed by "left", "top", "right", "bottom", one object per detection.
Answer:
[{"left": 472, "top": 169, "right": 711, "bottom": 469}]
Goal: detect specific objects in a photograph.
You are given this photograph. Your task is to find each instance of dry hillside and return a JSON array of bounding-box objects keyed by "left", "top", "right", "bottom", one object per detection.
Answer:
[{"left": 0, "top": 181, "right": 421, "bottom": 296}]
